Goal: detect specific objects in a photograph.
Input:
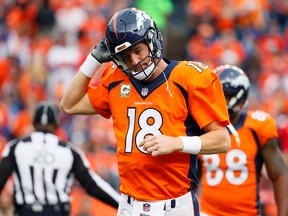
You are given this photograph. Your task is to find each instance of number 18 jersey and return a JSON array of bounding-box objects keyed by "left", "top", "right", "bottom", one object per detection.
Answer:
[{"left": 87, "top": 60, "right": 229, "bottom": 201}]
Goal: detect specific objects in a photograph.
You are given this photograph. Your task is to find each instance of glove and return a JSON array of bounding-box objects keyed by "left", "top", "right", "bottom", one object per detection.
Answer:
[{"left": 91, "top": 38, "right": 111, "bottom": 63}]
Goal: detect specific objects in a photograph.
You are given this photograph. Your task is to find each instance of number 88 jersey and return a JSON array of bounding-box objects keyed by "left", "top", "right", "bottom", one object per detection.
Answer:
[{"left": 199, "top": 110, "right": 278, "bottom": 216}]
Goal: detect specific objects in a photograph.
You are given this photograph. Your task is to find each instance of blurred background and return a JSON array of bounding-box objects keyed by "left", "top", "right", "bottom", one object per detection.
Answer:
[{"left": 0, "top": 0, "right": 287, "bottom": 215}]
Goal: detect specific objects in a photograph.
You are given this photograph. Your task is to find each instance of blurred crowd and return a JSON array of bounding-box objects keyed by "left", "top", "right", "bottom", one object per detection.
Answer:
[
  {"left": 186, "top": 1, "right": 288, "bottom": 154},
  {"left": 0, "top": 0, "right": 287, "bottom": 215}
]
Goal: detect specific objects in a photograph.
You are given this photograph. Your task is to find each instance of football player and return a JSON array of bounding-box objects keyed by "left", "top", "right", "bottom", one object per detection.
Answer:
[
  {"left": 198, "top": 65, "right": 288, "bottom": 216},
  {"left": 60, "top": 8, "right": 230, "bottom": 216}
]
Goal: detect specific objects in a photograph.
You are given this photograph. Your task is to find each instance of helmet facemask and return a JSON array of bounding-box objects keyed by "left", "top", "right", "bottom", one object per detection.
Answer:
[
  {"left": 225, "top": 88, "right": 249, "bottom": 117},
  {"left": 115, "top": 55, "right": 159, "bottom": 81}
]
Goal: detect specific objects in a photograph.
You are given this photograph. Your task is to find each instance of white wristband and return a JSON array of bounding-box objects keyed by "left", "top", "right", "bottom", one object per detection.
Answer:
[
  {"left": 179, "top": 136, "right": 201, "bottom": 154},
  {"left": 80, "top": 53, "right": 102, "bottom": 78}
]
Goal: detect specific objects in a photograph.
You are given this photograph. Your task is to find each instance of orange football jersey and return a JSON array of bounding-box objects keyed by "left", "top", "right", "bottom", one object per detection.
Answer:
[
  {"left": 199, "top": 110, "right": 278, "bottom": 215},
  {"left": 87, "top": 60, "right": 229, "bottom": 201}
]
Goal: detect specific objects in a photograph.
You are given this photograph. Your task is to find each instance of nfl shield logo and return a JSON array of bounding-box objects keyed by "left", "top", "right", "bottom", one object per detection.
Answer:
[
  {"left": 143, "top": 203, "right": 150, "bottom": 212},
  {"left": 141, "top": 87, "right": 148, "bottom": 96}
]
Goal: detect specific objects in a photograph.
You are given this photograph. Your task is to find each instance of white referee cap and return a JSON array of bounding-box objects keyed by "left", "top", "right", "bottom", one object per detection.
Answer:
[{"left": 33, "top": 101, "right": 59, "bottom": 126}]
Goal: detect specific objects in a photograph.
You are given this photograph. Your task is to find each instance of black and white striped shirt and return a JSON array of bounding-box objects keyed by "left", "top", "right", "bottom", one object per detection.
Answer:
[{"left": 0, "top": 131, "right": 120, "bottom": 208}]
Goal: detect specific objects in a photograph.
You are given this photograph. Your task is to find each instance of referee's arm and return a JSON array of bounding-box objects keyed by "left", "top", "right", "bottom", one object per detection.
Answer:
[
  {"left": 0, "top": 140, "right": 17, "bottom": 192},
  {"left": 70, "top": 145, "right": 120, "bottom": 208}
]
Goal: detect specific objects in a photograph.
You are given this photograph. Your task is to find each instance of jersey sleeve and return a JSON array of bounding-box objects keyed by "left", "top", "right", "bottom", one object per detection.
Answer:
[
  {"left": 187, "top": 65, "right": 230, "bottom": 128},
  {"left": 249, "top": 110, "right": 278, "bottom": 146},
  {"left": 87, "top": 66, "right": 113, "bottom": 119},
  {"left": 88, "top": 84, "right": 111, "bottom": 119}
]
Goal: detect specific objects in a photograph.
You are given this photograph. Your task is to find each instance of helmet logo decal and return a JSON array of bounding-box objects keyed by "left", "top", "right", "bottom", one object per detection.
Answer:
[
  {"left": 228, "top": 76, "right": 249, "bottom": 90},
  {"left": 136, "top": 11, "right": 154, "bottom": 31}
]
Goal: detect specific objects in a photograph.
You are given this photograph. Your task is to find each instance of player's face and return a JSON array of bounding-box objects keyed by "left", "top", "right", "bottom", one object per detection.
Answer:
[{"left": 120, "top": 42, "right": 150, "bottom": 71}]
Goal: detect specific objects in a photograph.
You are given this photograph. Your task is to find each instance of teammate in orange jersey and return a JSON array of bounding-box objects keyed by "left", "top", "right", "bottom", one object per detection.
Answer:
[
  {"left": 198, "top": 65, "right": 288, "bottom": 216},
  {"left": 60, "top": 7, "right": 230, "bottom": 216}
]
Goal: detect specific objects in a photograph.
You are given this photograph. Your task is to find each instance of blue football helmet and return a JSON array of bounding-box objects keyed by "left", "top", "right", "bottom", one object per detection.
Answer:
[
  {"left": 105, "top": 8, "right": 163, "bottom": 81},
  {"left": 214, "top": 65, "right": 250, "bottom": 116}
]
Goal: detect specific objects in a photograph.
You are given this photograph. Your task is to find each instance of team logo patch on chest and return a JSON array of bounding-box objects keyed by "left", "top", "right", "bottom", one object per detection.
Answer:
[{"left": 120, "top": 84, "right": 131, "bottom": 98}]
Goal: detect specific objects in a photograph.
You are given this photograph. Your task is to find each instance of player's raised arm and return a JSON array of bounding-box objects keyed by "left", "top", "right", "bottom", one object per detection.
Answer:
[{"left": 60, "top": 39, "right": 110, "bottom": 115}]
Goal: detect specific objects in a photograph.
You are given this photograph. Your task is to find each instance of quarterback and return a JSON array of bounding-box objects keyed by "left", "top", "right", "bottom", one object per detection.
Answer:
[{"left": 61, "top": 8, "right": 230, "bottom": 216}]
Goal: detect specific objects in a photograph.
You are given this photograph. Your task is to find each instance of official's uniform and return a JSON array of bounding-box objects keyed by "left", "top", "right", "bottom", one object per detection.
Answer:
[
  {"left": 87, "top": 60, "right": 229, "bottom": 215},
  {"left": 0, "top": 131, "right": 120, "bottom": 216},
  {"left": 199, "top": 110, "right": 278, "bottom": 216}
]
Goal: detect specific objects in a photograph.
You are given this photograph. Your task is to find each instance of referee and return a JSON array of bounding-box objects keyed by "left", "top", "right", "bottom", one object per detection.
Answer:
[{"left": 0, "top": 101, "right": 120, "bottom": 215}]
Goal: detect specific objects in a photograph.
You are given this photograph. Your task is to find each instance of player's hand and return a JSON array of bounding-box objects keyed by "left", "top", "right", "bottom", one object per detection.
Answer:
[
  {"left": 91, "top": 38, "right": 111, "bottom": 63},
  {"left": 139, "top": 135, "right": 183, "bottom": 157}
]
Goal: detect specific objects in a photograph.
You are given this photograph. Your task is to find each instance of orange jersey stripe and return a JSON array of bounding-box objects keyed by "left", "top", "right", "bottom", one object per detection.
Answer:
[
  {"left": 88, "top": 60, "right": 229, "bottom": 200},
  {"left": 199, "top": 110, "right": 278, "bottom": 215}
]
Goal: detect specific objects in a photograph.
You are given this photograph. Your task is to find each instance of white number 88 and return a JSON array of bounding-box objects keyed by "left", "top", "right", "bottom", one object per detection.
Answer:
[{"left": 202, "top": 149, "right": 248, "bottom": 186}]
